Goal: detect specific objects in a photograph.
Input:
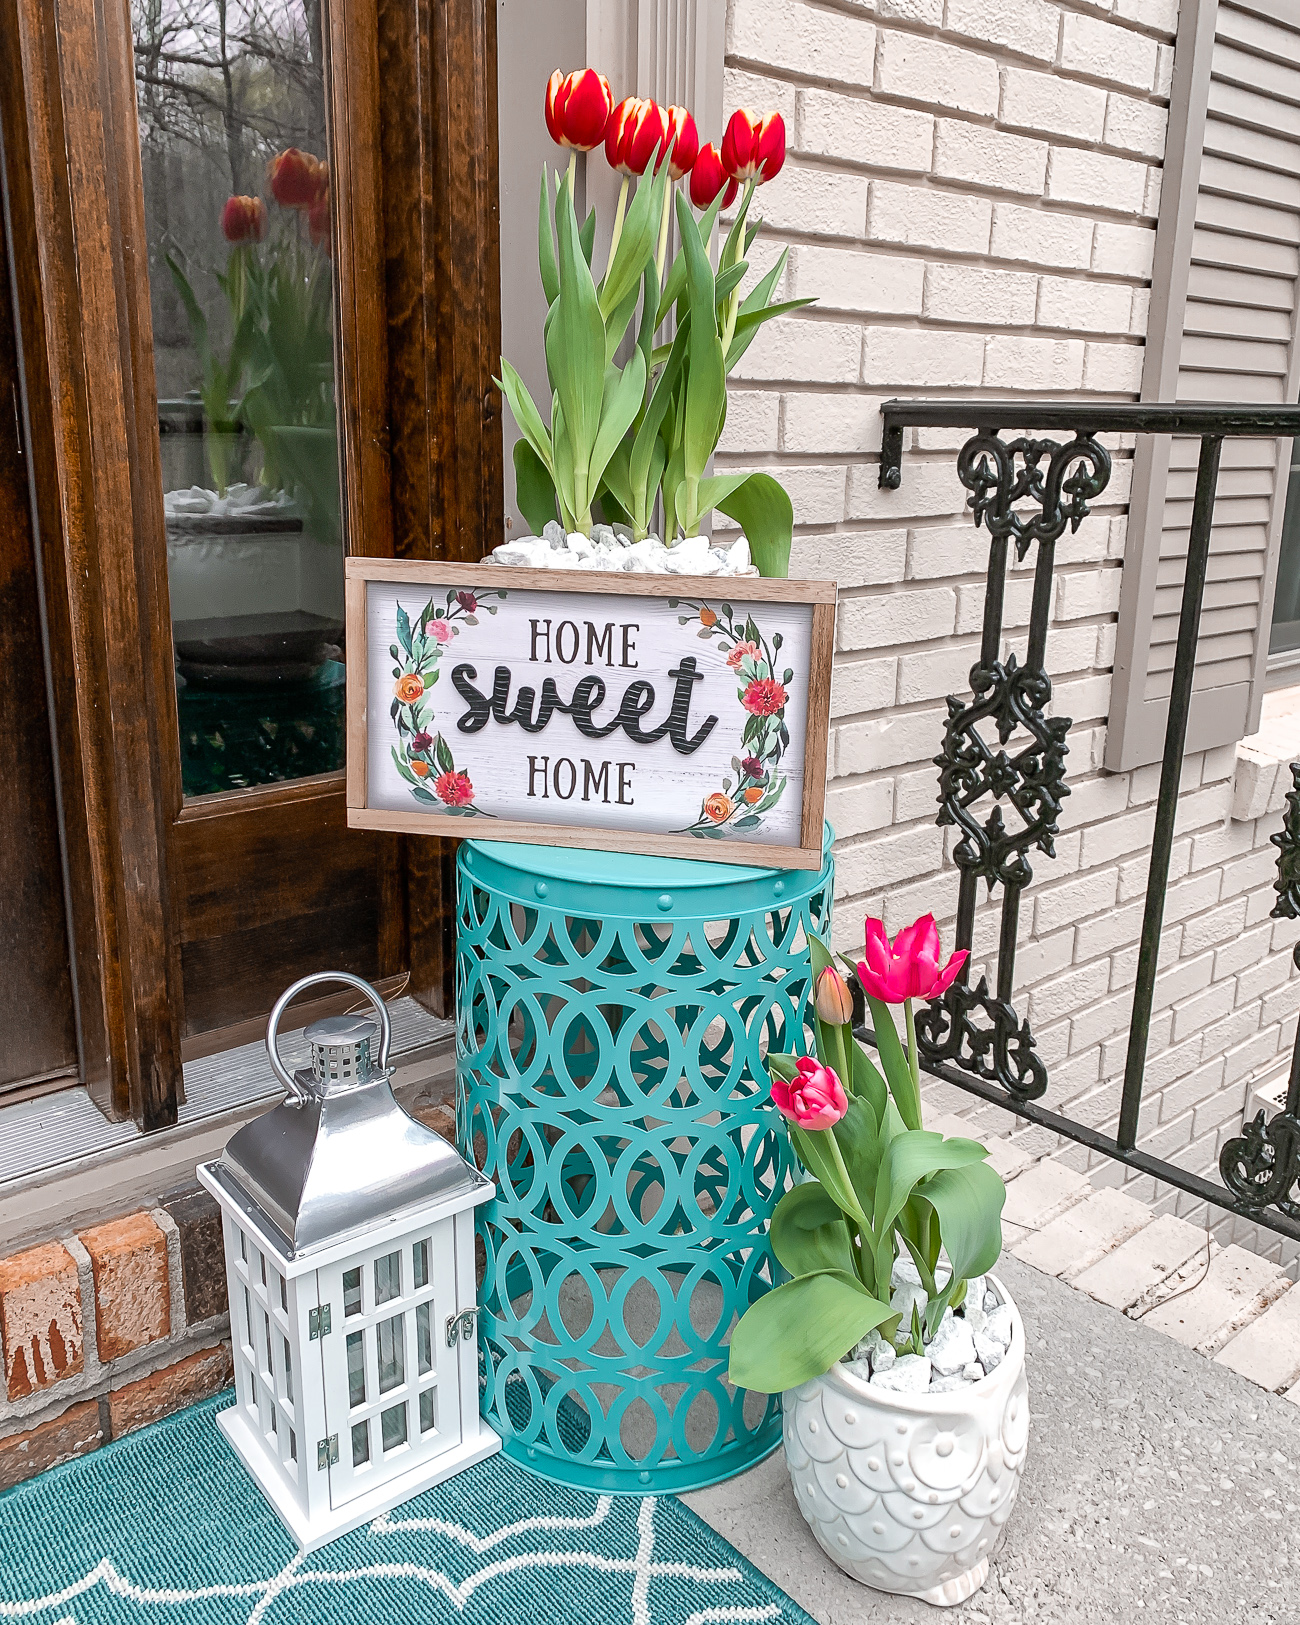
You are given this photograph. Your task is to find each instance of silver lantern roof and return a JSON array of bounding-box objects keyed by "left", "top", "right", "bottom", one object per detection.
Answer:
[{"left": 203, "top": 972, "right": 488, "bottom": 1261}]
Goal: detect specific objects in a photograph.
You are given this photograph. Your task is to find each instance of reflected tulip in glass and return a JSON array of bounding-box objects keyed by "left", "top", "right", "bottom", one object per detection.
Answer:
[{"left": 220, "top": 195, "right": 266, "bottom": 244}]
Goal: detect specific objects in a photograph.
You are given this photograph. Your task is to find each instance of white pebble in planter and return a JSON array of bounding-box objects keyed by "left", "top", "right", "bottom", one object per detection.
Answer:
[{"left": 782, "top": 1275, "right": 1029, "bottom": 1608}]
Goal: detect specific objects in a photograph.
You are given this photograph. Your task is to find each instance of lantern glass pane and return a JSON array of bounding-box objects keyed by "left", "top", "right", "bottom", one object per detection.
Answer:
[
  {"left": 343, "top": 1267, "right": 362, "bottom": 1317},
  {"left": 377, "top": 1314, "right": 404, "bottom": 1393},
  {"left": 346, "top": 1331, "right": 366, "bottom": 1407},
  {"left": 279, "top": 1273, "right": 288, "bottom": 1312},
  {"left": 290, "top": 1429, "right": 297, "bottom": 1462},
  {"left": 416, "top": 1302, "right": 432, "bottom": 1375},
  {"left": 263, "top": 1312, "right": 274, "bottom": 1373},
  {"left": 239, "top": 1229, "right": 247, "bottom": 1263},
  {"left": 283, "top": 1337, "right": 294, "bottom": 1402},
  {"left": 419, "top": 1388, "right": 436, "bottom": 1434},
  {"left": 374, "top": 1250, "right": 401, "bottom": 1305},
  {"left": 259, "top": 1252, "right": 267, "bottom": 1287},
  {"left": 243, "top": 1287, "right": 253, "bottom": 1349},
  {"left": 351, "top": 1420, "right": 369, "bottom": 1466},
  {"left": 413, "top": 1239, "right": 429, "bottom": 1289},
  {"left": 381, "top": 1402, "right": 407, "bottom": 1452}
]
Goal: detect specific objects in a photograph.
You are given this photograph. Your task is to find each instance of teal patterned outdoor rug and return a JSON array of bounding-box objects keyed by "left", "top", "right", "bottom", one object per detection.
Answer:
[{"left": 0, "top": 1393, "right": 811, "bottom": 1625}]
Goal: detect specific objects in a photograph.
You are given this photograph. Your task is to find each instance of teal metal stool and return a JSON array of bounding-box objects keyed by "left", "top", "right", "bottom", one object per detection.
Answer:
[{"left": 455, "top": 831, "right": 833, "bottom": 1494}]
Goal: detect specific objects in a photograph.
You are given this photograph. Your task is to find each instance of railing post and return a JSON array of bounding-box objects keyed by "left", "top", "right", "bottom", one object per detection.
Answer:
[{"left": 1118, "top": 433, "right": 1223, "bottom": 1151}]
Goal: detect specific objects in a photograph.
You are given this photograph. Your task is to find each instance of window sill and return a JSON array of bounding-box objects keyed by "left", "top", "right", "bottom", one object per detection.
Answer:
[{"left": 1231, "top": 685, "right": 1300, "bottom": 821}]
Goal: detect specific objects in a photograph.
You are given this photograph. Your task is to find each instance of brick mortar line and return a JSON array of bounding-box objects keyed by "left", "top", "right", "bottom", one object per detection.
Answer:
[{"left": 788, "top": 0, "right": 1179, "bottom": 52}]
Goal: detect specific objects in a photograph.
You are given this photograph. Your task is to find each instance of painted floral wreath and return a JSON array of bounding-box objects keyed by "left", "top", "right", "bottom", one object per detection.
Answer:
[
  {"left": 671, "top": 599, "right": 792, "bottom": 837},
  {"left": 388, "top": 587, "right": 507, "bottom": 815}
]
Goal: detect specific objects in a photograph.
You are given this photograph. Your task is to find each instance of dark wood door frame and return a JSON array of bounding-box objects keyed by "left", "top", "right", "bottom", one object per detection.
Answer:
[{"left": 0, "top": 0, "right": 502, "bottom": 1128}]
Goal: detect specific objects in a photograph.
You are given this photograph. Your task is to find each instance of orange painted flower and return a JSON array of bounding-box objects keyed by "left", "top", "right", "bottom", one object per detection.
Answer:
[
  {"left": 435, "top": 769, "right": 474, "bottom": 807},
  {"left": 704, "top": 791, "right": 733, "bottom": 823},
  {"left": 410, "top": 759, "right": 430, "bottom": 777},
  {"left": 741, "top": 677, "right": 787, "bottom": 717},
  {"left": 395, "top": 673, "right": 424, "bottom": 703},
  {"left": 744, "top": 786, "right": 763, "bottom": 804},
  {"left": 726, "top": 639, "right": 759, "bottom": 670},
  {"left": 699, "top": 606, "right": 718, "bottom": 627}
]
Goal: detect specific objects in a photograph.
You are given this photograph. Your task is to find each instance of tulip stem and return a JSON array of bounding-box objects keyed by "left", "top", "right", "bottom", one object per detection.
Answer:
[
  {"left": 904, "top": 998, "right": 921, "bottom": 1126},
  {"left": 606, "top": 176, "right": 630, "bottom": 278},
  {"left": 655, "top": 181, "right": 673, "bottom": 283},
  {"left": 566, "top": 150, "right": 577, "bottom": 200}
]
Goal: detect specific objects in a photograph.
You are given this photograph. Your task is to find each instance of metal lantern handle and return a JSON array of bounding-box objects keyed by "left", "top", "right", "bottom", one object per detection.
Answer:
[{"left": 265, "top": 972, "right": 393, "bottom": 1104}]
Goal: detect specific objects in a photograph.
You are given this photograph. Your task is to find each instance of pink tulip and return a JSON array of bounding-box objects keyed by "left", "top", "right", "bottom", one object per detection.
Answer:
[
  {"left": 770, "top": 1056, "right": 848, "bottom": 1131},
  {"left": 856, "top": 914, "right": 968, "bottom": 1005}
]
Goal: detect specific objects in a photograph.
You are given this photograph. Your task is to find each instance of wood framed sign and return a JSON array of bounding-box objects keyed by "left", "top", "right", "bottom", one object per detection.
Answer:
[{"left": 345, "top": 560, "right": 835, "bottom": 869}]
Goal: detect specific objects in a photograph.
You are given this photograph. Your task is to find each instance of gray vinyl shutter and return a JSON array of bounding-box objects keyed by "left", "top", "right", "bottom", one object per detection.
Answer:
[{"left": 1107, "top": 0, "right": 1300, "bottom": 771}]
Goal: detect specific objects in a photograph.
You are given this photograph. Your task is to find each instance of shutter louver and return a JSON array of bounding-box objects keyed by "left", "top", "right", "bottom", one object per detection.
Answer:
[{"left": 1108, "top": 0, "right": 1300, "bottom": 770}]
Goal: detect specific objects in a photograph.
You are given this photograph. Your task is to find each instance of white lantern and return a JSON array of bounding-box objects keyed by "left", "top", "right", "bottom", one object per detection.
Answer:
[{"left": 197, "top": 973, "right": 499, "bottom": 1552}]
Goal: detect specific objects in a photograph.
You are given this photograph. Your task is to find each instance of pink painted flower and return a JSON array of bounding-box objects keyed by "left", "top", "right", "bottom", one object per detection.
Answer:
[
  {"left": 856, "top": 914, "right": 968, "bottom": 1005},
  {"left": 726, "top": 639, "right": 760, "bottom": 670},
  {"left": 429, "top": 619, "right": 452, "bottom": 644},
  {"left": 770, "top": 1056, "right": 848, "bottom": 1131},
  {"left": 434, "top": 769, "right": 474, "bottom": 806},
  {"left": 741, "top": 677, "right": 786, "bottom": 717}
]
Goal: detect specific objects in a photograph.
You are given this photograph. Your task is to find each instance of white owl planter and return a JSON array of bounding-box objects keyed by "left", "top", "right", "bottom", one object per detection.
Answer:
[{"left": 782, "top": 1275, "right": 1029, "bottom": 1608}]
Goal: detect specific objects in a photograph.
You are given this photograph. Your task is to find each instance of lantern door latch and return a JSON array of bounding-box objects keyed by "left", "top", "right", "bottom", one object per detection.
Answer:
[
  {"left": 317, "top": 1433, "right": 339, "bottom": 1470},
  {"left": 446, "top": 1306, "right": 479, "bottom": 1348},
  {"left": 309, "top": 1305, "right": 332, "bottom": 1340}
]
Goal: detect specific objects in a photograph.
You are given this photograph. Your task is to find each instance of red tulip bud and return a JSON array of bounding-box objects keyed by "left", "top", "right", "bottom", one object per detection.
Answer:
[
  {"left": 688, "top": 142, "right": 738, "bottom": 210},
  {"left": 267, "top": 147, "right": 325, "bottom": 208},
  {"left": 545, "top": 68, "right": 614, "bottom": 152},
  {"left": 605, "top": 96, "right": 670, "bottom": 178},
  {"left": 220, "top": 195, "right": 266, "bottom": 244},
  {"left": 663, "top": 105, "right": 699, "bottom": 181},
  {"left": 815, "top": 965, "right": 855, "bottom": 1026},
  {"left": 720, "top": 109, "right": 786, "bottom": 185}
]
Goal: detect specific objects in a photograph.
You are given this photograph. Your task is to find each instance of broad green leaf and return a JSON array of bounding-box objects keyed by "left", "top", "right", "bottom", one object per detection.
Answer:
[
  {"left": 636, "top": 260, "right": 660, "bottom": 371},
  {"left": 715, "top": 260, "right": 749, "bottom": 307},
  {"left": 791, "top": 1124, "right": 868, "bottom": 1225},
  {"left": 496, "top": 360, "right": 554, "bottom": 476},
  {"left": 872, "top": 1131, "right": 989, "bottom": 1288},
  {"left": 551, "top": 396, "right": 577, "bottom": 531},
  {"left": 849, "top": 1041, "right": 889, "bottom": 1130},
  {"left": 606, "top": 278, "right": 642, "bottom": 366},
  {"left": 715, "top": 472, "right": 794, "bottom": 579},
  {"left": 728, "top": 1270, "right": 895, "bottom": 1393},
  {"left": 600, "top": 437, "right": 634, "bottom": 519},
  {"left": 868, "top": 994, "right": 920, "bottom": 1131},
  {"left": 514, "top": 438, "right": 558, "bottom": 534},
  {"left": 656, "top": 192, "right": 725, "bottom": 327},
  {"left": 771, "top": 1184, "right": 855, "bottom": 1279},
  {"left": 579, "top": 206, "right": 597, "bottom": 267},
  {"left": 631, "top": 323, "right": 687, "bottom": 502},
  {"left": 914, "top": 1160, "right": 1005, "bottom": 1284},
  {"left": 725, "top": 298, "right": 817, "bottom": 372},
  {"left": 766, "top": 1052, "right": 800, "bottom": 1082},
  {"left": 547, "top": 179, "right": 606, "bottom": 518},
  {"left": 538, "top": 168, "right": 559, "bottom": 307},
  {"left": 675, "top": 190, "right": 726, "bottom": 489},
  {"left": 588, "top": 349, "right": 647, "bottom": 498},
  {"left": 164, "top": 254, "right": 212, "bottom": 369},
  {"left": 601, "top": 156, "right": 669, "bottom": 322}
]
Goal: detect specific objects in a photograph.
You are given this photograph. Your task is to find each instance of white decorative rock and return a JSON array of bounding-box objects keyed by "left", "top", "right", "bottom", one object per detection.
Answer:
[
  {"left": 869, "top": 1354, "right": 931, "bottom": 1393},
  {"left": 962, "top": 1277, "right": 988, "bottom": 1336},
  {"left": 973, "top": 1329, "right": 1006, "bottom": 1374},
  {"left": 487, "top": 528, "right": 760, "bottom": 576},
  {"left": 783, "top": 1274, "right": 1030, "bottom": 1609},
  {"left": 928, "top": 1313, "right": 978, "bottom": 1378},
  {"left": 983, "top": 1303, "right": 1013, "bottom": 1350}
]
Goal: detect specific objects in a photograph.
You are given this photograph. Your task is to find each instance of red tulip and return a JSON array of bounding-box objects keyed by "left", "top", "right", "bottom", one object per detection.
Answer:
[
  {"left": 605, "top": 96, "right": 669, "bottom": 178},
  {"left": 662, "top": 104, "right": 699, "bottom": 181},
  {"left": 720, "top": 109, "right": 786, "bottom": 185},
  {"left": 689, "top": 142, "right": 738, "bottom": 210},
  {"left": 856, "top": 915, "right": 968, "bottom": 1006},
  {"left": 267, "top": 147, "right": 325, "bottom": 208},
  {"left": 220, "top": 195, "right": 266, "bottom": 244},
  {"left": 544, "top": 68, "right": 614, "bottom": 152},
  {"left": 771, "top": 1056, "right": 848, "bottom": 1132}
]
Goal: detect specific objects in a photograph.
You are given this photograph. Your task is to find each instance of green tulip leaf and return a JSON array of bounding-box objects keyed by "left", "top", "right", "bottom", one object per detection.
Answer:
[
  {"left": 715, "top": 472, "right": 794, "bottom": 579},
  {"left": 728, "top": 1270, "right": 895, "bottom": 1394},
  {"left": 770, "top": 1184, "right": 855, "bottom": 1279},
  {"left": 914, "top": 1159, "right": 1005, "bottom": 1285},
  {"left": 790, "top": 1124, "right": 868, "bottom": 1225},
  {"left": 538, "top": 168, "right": 559, "bottom": 307},
  {"left": 867, "top": 994, "right": 921, "bottom": 1132},
  {"left": 588, "top": 349, "right": 647, "bottom": 499},
  {"left": 513, "top": 438, "right": 558, "bottom": 535}
]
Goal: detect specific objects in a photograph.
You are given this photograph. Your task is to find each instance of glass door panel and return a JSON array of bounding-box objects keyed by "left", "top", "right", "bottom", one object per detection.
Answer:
[{"left": 133, "top": 0, "right": 345, "bottom": 796}]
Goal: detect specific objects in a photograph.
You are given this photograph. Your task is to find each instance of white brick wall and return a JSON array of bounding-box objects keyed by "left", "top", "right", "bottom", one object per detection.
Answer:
[{"left": 718, "top": 0, "right": 1300, "bottom": 1273}]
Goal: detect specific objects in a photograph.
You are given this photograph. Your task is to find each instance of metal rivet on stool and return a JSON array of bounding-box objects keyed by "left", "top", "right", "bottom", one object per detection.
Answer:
[
  {"left": 535, "top": 882, "right": 548, "bottom": 898},
  {"left": 657, "top": 893, "right": 673, "bottom": 911}
]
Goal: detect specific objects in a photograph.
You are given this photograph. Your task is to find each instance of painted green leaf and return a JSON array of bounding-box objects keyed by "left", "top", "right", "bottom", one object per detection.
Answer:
[{"left": 728, "top": 1270, "right": 895, "bottom": 1393}]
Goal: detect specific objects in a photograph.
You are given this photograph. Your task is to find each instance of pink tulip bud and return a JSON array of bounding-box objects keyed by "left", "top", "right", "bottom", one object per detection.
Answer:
[
  {"left": 770, "top": 1056, "right": 848, "bottom": 1131},
  {"left": 855, "top": 914, "right": 968, "bottom": 1006},
  {"left": 814, "top": 965, "right": 854, "bottom": 1025}
]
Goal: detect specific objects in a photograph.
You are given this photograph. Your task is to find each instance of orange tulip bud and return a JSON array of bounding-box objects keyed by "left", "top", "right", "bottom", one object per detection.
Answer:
[{"left": 815, "top": 965, "right": 855, "bottom": 1026}]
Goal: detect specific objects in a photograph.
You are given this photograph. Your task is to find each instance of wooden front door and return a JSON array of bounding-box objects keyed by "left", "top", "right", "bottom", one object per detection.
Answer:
[{"left": 0, "top": 0, "right": 501, "bottom": 1125}]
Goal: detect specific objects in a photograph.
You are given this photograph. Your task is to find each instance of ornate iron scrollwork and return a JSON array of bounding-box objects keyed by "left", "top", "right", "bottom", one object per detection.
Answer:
[
  {"left": 1221, "top": 759, "right": 1300, "bottom": 1216},
  {"left": 915, "top": 431, "right": 1110, "bottom": 1103}
]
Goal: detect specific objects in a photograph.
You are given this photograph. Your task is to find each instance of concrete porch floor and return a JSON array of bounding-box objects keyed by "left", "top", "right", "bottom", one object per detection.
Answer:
[{"left": 685, "top": 1254, "right": 1298, "bottom": 1625}]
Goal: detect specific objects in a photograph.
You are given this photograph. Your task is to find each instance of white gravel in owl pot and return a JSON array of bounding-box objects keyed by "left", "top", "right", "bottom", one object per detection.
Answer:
[
  {"left": 841, "top": 1255, "right": 1013, "bottom": 1396},
  {"left": 487, "top": 521, "right": 758, "bottom": 575}
]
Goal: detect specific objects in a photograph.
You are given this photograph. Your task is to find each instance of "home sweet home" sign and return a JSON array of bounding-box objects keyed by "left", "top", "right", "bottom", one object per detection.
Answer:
[{"left": 345, "top": 560, "right": 835, "bottom": 868}]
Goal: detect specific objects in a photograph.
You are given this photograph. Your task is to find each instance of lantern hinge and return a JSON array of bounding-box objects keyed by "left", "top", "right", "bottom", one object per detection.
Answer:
[
  {"left": 317, "top": 1433, "right": 339, "bottom": 1470},
  {"left": 446, "top": 1306, "right": 479, "bottom": 1348},
  {"left": 308, "top": 1305, "right": 332, "bottom": 1340}
]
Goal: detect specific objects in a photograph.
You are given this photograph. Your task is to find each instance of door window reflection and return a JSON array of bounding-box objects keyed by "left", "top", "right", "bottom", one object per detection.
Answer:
[{"left": 134, "top": 1, "right": 345, "bottom": 795}]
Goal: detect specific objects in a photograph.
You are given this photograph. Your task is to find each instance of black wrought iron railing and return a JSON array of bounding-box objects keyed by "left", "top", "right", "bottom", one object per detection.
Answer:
[{"left": 874, "top": 399, "right": 1300, "bottom": 1241}]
